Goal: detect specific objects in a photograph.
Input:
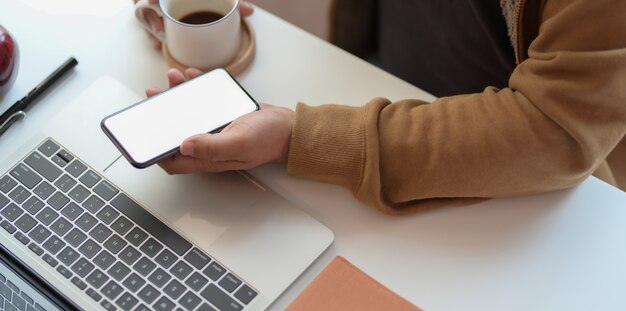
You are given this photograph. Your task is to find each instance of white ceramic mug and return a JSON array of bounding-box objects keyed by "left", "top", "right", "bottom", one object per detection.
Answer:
[{"left": 135, "top": 0, "right": 241, "bottom": 70}]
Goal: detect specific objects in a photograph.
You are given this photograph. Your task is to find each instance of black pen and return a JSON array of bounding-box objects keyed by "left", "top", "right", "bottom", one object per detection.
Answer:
[{"left": 0, "top": 57, "right": 78, "bottom": 136}]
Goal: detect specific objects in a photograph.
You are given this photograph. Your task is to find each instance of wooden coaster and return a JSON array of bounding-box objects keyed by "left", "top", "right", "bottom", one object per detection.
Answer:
[{"left": 162, "top": 19, "right": 256, "bottom": 75}]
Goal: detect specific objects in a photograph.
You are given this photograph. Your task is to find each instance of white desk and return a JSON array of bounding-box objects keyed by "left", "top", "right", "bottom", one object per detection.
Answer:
[{"left": 1, "top": 1, "right": 625, "bottom": 310}]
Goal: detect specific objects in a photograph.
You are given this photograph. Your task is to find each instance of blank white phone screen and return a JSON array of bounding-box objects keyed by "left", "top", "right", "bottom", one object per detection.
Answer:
[{"left": 102, "top": 69, "right": 258, "bottom": 165}]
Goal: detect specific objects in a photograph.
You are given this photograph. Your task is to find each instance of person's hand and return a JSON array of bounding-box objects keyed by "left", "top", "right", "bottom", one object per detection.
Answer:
[
  {"left": 146, "top": 68, "right": 295, "bottom": 173},
  {"left": 139, "top": 0, "right": 255, "bottom": 50}
]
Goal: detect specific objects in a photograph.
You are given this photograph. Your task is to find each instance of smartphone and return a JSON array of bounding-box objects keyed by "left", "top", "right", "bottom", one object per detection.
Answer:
[{"left": 101, "top": 68, "right": 259, "bottom": 168}]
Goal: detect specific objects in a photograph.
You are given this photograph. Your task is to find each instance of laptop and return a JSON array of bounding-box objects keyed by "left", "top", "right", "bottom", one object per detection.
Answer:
[{"left": 0, "top": 76, "right": 334, "bottom": 311}]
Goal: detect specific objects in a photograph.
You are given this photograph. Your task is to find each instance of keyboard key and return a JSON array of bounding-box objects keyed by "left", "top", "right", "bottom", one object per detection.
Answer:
[
  {"left": 61, "top": 202, "right": 83, "bottom": 220},
  {"left": 33, "top": 181, "right": 55, "bottom": 200},
  {"left": 125, "top": 227, "right": 147, "bottom": 246},
  {"left": 6, "top": 279, "right": 18, "bottom": 293},
  {"left": 51, "top": 154, "right": 69, "bottom": 167},
  {"left": 47, "top": 192, "right": 69, "bottom": 210},
  {"left": 0, "top": 283, "right": 11, "bottom": 300},
  {"left": 111, "top": 216, "right": 133, "bottom": 236},
  {"left": 24, "top": 151, "right": 62, "bottom": 182},
  {"left": 56, "top": 265, "right": 73, "bottom": 279},
  {"left": 71, "top": 276, "right": 88, "bottom": 290},
  {"left": 38, "top": 140, "right": 60, "bottom": 156},
  {"left": 0, "top": 220, "right": 17, "bottom": 234},
  {"left": 57, "top": 247, "right": 80, "bottom": 266},
  {"left": 14, "top": 231, "right": 31, "bottom": 245},
  {"left": 28, "top": 243, "right": 44, "bottom": 256},
  {"left": 56, "top": 149, "right": 74, "bottom": 163},
  {"left": 101, "top": 281, "right": 124, "bottom": 300},
  {"left": 155, "top": 249, "right": 177, "bottom": 269},
  {"left": 71, "top": 258, "right": 95, "bottom": 277},
  {"left": 86, "top": 269, "right": 110, "bottom": 290},
  {"left": 1, "top": 203, "right": 24, "bottom": 221},
  {"left": 8, "top": 185, "right": 30, "bottom": 204},
  {"left": 133, "top": 257, "right": 157, "bottom": 277},
  {"left": 201, "top": 284, "right": 243, "bottom": 311},
  {"left": 15, "top": 213, "right": 37, "bottom": 232},
  {"left": 134, "top": 304, "right": 151, "bottom": 311},
  {"left": 96, "top": 205, "right": 119, "bottom": 225},
  {"left": 101, "top": 299, "right": 117, "bottom": 311},
  {"left": 121, "top": 273, "right": 145, "bottom": 293},
  {"left": 179, "top": 291, "right": 202, "bottom": 311},
  {"left": 12, "top": 293, "right": 27, "bottom": 310},
  {"left": 170, "top": 261, "right": 193, "bottom": 281},
  {"left": 153, "top": 296, "right": 176, "bottom": 311},
  {"left": 42, "top": 235, "right": 66, "bottom": 255},
  {"left": 94, "top": 250, "right": 116, "bottom": 270},
  {"left": 0, "top": 193, "right": 9, "bottom": 209},
  {"left": 148, "top": 268, "right": 171, "bottom": 288},
  {"left": 87, "top": 288, "right": 102, "bottom": 302},
  {"left": 104, "top": 234, "right": 127, "bottom": 254},
  {"left": 90, "top": 224, "right": 113, "bottom": 243},
  {"left": 21, "top": 291, "right": 33, "bottom": 305},
  {"left": 184, "top": 248, "right": 211, "bottom": 270},
  {"left": 50, "top": 217, "right": 72, "bottom": 236},
  {"left": 93, "top": 181, "right": 118, "bottom": 201},
  {"left": 10, "top": 163, "right": 42, "bottom": 189},
  {"left": 119, "top": 246, "right": 141, "bottom": 265},
  {"left": 137, "top": 284, "right": 159, "bottom": 304},
  {"left": 53, "top": 174, "right": 77, "bottom": 193},
  {"left": 0, "top": 175, "right": 18, "bottom": 193},
  {"left": 111, "top": 193, "right": 191, "bottom": 256},
  {"left": 76, "top": 212, "right": 98, "bottom": 232},
  {"left": 28, "top": 225, "right": 51, "bottom": 243},
  {"left": 68, "top": 184, "right": 90, "bottom": 203},
  {"left": 43, "top": 253, "right": 59, "bottom": 267},
  {"left": 184, "top": 272, "right": 208, "bottom": 292},
  {"left": 116, "top": 292, "right": 139, "bottom": 311},
  {"left": 139, "top": 238, "right": 163, "bottom": 258},
  {"left": 78, "top": 239, "right": 102, "bottom": 259},
  {"left": 218, "top": 273, "right": 242, "bottom": 293},
  {"left": 64, "top": 228, "right": 87, "bottom": 247},
  {"left": 36, "top": 207, "right": 58, "bottom": 225},
  {"left": 197, "top": 303, "right": 218, "bottom": 311},
  {"left": 163, "top": 279, "right": 185, "bottom": 300},
  {"left": 234, "top": 284, "right": 257, "bottom": 305},
  {"left": 79, "top": 170, "right": 101, "bottom": 188},
  {"left": 82, "top": 195, "right": 105, "bottom": 213},
  {"left": 65, "top": 159, "right": 87, "bottom": 178},
  {"left": 108, "top": 262, "right": 131, "bottom": 282},
  {"left": 203, "top": 261, "right": 226, "bottom": 281},
  {"left": 21, "top": 196, "right": 44, "bottom": 214}
]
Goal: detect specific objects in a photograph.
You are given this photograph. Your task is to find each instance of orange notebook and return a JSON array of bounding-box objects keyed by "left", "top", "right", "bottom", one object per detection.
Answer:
[{"left": 286, "top": 256, "right": 422, "bottom": 311}]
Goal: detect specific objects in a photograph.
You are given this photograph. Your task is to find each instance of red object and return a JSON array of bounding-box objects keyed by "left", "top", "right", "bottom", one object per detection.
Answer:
[{"left": 0, "top": 25, "right": 19, "bottom": 96}]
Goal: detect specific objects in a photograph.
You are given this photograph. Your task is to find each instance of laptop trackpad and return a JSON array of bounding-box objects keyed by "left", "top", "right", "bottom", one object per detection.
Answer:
[{"left": 103, "top": 157, "right": 265, "bottom": 247}]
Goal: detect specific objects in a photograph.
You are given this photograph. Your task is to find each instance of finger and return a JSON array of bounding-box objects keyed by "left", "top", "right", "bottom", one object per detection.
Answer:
[
  {"left": 184, "top": 68, "right": 204, "bottom": 79},
  {"left": 146, "top": 87, "right": 162, "bottom": 97},
  {"left": 167, "top": 68, "right": 187, "bottom": 87},
  {"left": 179, "top": 132, "right": 247, "bottom": 162},
  {"left": 239, "top": 1, "right": 254, "bottom": 17},
  {"left": 159, "top": 155, "right": 248, "bottom": 174},
  {"left": 150, "top": 34, "right": 162, "bottom": 50},
  {"left": 148, "top": 0, "right": 158, "bottom": 4},
  {"left": 144, "top": 9, "right": 164, "bottom": 33}
]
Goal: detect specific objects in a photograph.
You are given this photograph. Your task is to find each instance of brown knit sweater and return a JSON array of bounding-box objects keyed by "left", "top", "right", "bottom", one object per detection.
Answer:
[{"left": 287, "top": 0, "right": 626, "bottom": 214}]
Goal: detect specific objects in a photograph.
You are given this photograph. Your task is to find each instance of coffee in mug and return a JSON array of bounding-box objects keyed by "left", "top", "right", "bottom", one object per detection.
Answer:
[
  {"left": 135, "top": 0, "right": 241, "bottom": 70},
  {"left": 179, "top": 11, "right": 225, "bottom": 24}
]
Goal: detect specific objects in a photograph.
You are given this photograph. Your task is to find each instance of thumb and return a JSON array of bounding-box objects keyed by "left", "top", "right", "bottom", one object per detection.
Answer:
[{"left": 180, "top": 131, "right": 246, "bottom": 162}]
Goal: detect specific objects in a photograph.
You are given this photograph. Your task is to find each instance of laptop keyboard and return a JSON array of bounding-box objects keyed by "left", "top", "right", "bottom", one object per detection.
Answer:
[
  {"left": 0, "top": 138, "right": 258, "bottom": 311},
  {"left": 0, "top": 272, "right": 42, "bottom": 311}
]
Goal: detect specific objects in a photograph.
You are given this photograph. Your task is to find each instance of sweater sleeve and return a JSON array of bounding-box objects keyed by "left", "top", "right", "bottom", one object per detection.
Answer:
[{"left": 286, "top": 0, "right": 626, "bottom": 214}]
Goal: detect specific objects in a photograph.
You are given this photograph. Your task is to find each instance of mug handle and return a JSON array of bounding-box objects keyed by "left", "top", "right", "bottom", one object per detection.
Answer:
[{"left": 135, "top": 0, "right": 166, "bottom": 42}]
